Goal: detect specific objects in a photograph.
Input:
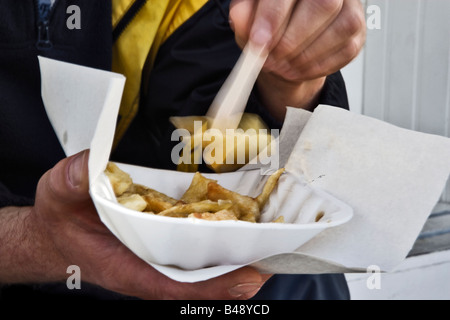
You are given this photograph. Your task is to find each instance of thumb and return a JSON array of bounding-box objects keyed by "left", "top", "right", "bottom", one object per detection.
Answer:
[{"left": 37, "top": 150, "right": 91, "bottom": 207}]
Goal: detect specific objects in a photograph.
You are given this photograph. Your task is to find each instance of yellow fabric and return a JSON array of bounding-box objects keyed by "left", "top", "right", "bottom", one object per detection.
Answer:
[
  {"left": 111, "top": 0, "right": 208, "bottom": 149},
  {"left": 112, "top": 0, "right": 134, "bottom": 28}
]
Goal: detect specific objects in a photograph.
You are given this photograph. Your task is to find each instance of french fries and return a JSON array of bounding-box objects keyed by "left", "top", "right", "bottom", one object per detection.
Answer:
[
  {"left": 105, "top": 162, "right": 285, "bottom": 223},
  {"left": 180, "top": 172, "right": 216, "bottom": 203},
  {"left": 117, "top": 194, "right": 148, "bottom": 212},
  {"left": 206, "top": 181, "right": 261, "bottom": 222},
  {"left": 105, "top": 162, "right": 133, "bottom": 196},
  {"left": 158, "top": 200, "right": 233, "bottom": 218}
]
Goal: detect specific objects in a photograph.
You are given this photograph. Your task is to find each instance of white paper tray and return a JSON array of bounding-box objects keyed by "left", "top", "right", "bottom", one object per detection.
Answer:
[
  {"left": 90, "top": 163, "right": 353, "bottom": 271},
  {"left": 40, "top": 56, "right": 450, "bottom": 283}
]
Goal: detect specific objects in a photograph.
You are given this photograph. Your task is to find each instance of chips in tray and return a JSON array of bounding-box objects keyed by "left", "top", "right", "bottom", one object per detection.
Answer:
[{"left": 105, "top": 162, "right": 284, "bottom": 223}]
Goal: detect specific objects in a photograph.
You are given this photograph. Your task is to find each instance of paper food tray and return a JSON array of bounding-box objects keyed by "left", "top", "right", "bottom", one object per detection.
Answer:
[
  {"left": 40, "top": 56, "right": 450, "bottom": 283},
  {"left": 90, "top": 163, "right": 352, "bottom": 271}
]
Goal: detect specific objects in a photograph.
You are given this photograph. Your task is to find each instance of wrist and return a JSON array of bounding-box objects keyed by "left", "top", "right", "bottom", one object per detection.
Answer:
[
  {"left": 256, "top": 73, "right": 326, "bottom": 122},
  {"left": 0, "top": 206, "right": 67, "bottom": 284}
]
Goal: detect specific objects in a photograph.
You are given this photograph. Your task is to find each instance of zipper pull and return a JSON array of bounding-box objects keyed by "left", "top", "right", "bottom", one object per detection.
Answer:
[
  {"left": 36, "top": 21, "right": 53, "bottom": 50},
  {"left": 36, "top": 0, "right": 53, "bottom": 50}
]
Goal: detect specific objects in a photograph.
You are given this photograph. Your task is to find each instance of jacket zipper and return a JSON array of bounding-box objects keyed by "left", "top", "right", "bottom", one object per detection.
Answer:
[
  {"left": 35, "top": 0, "right": 58, "bottom": 50},
  {"left": 112, "top": 0, "right": 148, "bottom": 42}
]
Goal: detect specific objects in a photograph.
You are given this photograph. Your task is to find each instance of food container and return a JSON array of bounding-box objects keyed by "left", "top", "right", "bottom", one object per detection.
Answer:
[
  {"left": 90, "top": 163, "right": 353, "bottom": 270},
  {"left": 41, "top": 57, "right": 450, "bottom": 283}
]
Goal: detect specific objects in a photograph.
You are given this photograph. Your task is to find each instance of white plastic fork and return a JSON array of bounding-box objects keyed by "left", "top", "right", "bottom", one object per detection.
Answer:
[{"left": 206, "top": 43, "right": 268, "bottom": 132}]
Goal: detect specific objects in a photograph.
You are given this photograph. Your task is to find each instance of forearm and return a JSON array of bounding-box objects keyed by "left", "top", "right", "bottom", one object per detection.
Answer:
[
  {"left": 0, "top": 206, "right": 65, "bottom": 284},
  {"left": 256, "top": 73, "right": 326, "bottom": 122}
]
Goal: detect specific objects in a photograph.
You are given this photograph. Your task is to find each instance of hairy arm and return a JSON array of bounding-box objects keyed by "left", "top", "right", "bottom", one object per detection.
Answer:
[{"left": 0, "top": 205, "right": 66, "bottom": 283}]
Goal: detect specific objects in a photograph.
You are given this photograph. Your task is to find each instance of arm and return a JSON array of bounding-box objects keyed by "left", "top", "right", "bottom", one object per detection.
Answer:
[
  {"left": 0, "top": 206, "right": 62, "bottom": 283},
  {"left": 0, "top": 150, "right": 268, "bottom": 299},
  {"left": 230, "top": 0, "right": 366, "bottom": 121}
]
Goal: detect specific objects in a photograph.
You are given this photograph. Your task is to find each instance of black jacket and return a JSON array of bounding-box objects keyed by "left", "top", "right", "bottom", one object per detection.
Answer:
[{"left": 0, "top": 0, "right": 349, "bottom": 300}]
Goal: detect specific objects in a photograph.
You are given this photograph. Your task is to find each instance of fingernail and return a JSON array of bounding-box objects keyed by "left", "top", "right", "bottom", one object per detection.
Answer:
[
  {"left": 68, "top": 151, "right": 87, "bottom": 187},
  {"left": 250, "top": 22, "right": 272, "bottom": 47},
  {"left": 229, "top": 282, "right": 262, "bottom": 298}
]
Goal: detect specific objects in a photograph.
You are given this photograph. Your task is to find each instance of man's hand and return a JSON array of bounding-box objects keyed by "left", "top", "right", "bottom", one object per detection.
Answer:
[
  {"left": 230, "top": 0, "right": 366, "bottom": 119},
  {"left": 1, "top": 150, "right": 268, "bottom": 299}
]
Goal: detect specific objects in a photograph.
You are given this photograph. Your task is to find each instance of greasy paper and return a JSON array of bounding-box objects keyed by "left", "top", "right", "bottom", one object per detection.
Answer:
[
  {"left": 39, "top": 56, "right": 126, "bottom": 185},
  {"left": 255, "top": 106, "right": 450, "bottom": 274}
]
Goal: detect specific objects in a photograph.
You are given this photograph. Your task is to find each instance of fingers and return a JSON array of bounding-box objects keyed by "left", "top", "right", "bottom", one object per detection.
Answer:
[
  {"left": 81, "top": 227, "right": 270, "bottom": 300},
  {"left": 267, "top": 0, "right": 344, "bottom": 67},
  {"left": 37, "top": 149, "right": 90, "bottom": 207},
  {"left": 272, "top": 0, "right": 366, "bottom": 81},
  {"left": 34, "top": 149, "right": 98, "bottom": 232},
  {"left": 230, "top": 0, "right": 366, "bottom": 82},
  {"left": 249, "top": 0, "right": 297, "bottom": 49},
  {"left": 25, "top": 150, "right": 99, "bottom": 282},
  {"left": 288, "top": 34, "right": 365, "bottom": 81},
  {"left": 173, "top": 267, "right": 271, "bottom": 300},
  {"left": 229, "top": 0, "right": 255, "bottom": 48},
  {"left": 230, "top": 0, "right": 297, "bottom": 50},
  {"left": 112, "top": 257, "right": 271, "bottom": 300}
]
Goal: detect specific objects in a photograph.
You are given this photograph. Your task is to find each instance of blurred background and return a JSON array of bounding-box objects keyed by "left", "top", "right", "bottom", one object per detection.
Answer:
[{"left": 341, "top": 0, "right": 450, "bottom": 299}]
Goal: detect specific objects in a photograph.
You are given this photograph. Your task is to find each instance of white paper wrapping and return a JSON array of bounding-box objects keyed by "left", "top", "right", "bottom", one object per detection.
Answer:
[
  {"left": 254, "top": 106, "right": 450, "bottom": 274},
  {"left": 39, "top": 57, "right": 450, "bottom": 282}
]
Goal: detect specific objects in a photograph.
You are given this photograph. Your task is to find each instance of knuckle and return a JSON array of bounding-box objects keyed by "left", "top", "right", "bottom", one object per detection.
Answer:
[
  {"left": 314, "top": 0, "right": 343, "bottom": 15},
  {"left": 265, "top": 2, "right": 291, "bottom": 27},
  {"left": 302, "top": 58, "right": 333, "bottom": 80},
  {"left": 276, "top": 34, "right": 298, "bottom": 55},
  {"left": 284, "top": 72, "right": 303, "bottom": 83},
  {"left": 343, "top": 38, "right": 362, "bottom": 60},
  {"left": 295, "top": 49, "right": 312, "bottom": 67},
  {"left": 340, "top": 10, "right": 365, "bottom": 38},
  {"left": 256, "top": 0, "right": 298, "bottom": 37},
  {"left": 280, "top": 62, "right": 306, "bottom": 82},
  {"left": 282, "top": 68, "right": 299, "bottom": 82},
  {"left": 305, "top": 61, "right": 325, "bottom": 79},
  {"left": 46, "top": 166, "right": 68, "bottom": 200}
]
